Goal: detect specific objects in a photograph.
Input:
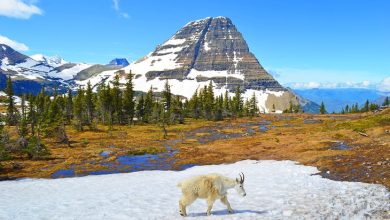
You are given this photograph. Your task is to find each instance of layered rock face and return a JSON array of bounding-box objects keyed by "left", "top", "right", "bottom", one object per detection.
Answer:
[
  {"left": 120, "top": 16, "right": 298, "bottom": 112},
  {"left": 131, "top": 17, "right": 283, "bottom": 92}
]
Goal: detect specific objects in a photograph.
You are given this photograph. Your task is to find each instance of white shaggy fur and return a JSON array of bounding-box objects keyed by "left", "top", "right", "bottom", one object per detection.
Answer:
[{"left": 177, "top": 173, "right": 246, "bottom": 216}]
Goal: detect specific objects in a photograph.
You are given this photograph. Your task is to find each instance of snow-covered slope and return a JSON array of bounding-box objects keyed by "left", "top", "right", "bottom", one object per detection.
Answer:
[
  {"left": 48, "top": 63, "right": 92, "bottom": 81},
  {"left": 30, "top": 54, "right": 68, "bottom": 67},
  {"left": 0, "top": 44, "right": 92, "bottom": 94},
  {"left": 0, "top": 160, "right": 388, "bottom": 219}
]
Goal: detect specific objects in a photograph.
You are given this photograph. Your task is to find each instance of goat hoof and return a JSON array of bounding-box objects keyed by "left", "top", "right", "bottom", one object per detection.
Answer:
[{"left": 228, "top": 210, "right": 234, "bottom": 214}]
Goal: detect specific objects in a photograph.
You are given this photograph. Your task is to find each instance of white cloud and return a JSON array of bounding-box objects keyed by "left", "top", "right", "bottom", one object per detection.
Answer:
[
  {"left": 377, "top": 77, "right": 390, "bottom": 92},
  {"left": 0, "top": 0, "right": 42, "bottom": 19},
  {"left": 0, "top": 35, "right": 29, "bottom": 51},
  {"left": 112, "top": 0, "right": 129, "bottom": 19},
  {"left": 269, "top": 68, "right": 385, "bottom": 85},
  {"left": 285, "top": 81, "right": 377, "bottom": 90},
  {"left": 113, "top": 0, "right": 119, "bottom": 11},
  {"left": 121, "top": 12, "right": 129, "bottom": 19}
]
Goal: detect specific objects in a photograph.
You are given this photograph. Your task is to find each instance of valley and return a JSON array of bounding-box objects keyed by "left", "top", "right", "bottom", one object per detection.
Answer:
[{"left": 1, "top": 109, "right": 389, "bottom": 190}]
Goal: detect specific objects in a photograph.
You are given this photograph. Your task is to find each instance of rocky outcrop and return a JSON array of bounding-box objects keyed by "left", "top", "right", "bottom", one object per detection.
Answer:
[{"left": 109, "top": 58, "right": 129, "bottom": 67}]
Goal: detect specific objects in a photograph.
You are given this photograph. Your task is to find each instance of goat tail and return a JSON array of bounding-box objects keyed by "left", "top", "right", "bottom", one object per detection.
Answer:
[{"left": 177, "top": 182, "right": 182, "bottom": 188}]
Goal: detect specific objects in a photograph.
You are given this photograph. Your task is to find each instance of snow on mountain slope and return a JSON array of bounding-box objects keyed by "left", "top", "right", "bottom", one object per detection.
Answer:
[
  {"left": 30, "top": 54, "right": 68, "bottom": 67},
  {"left": 81, "top": 16, "right": 308, "bottom": 113},
  {"left": 0, "top": 160, "right": 388, "bottom": 219},
  {"left": 48, "top": 63, "right": 92, "bottom": 81},
  {"left": 1, "top": 56, "right": 52, "bottom": 80}
]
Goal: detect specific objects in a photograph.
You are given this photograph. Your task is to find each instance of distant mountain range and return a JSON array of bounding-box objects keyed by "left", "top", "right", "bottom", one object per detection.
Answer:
[
  {"left": 0, "top": 17, "right": 319, "bottom": 113},
  {"left": 294, "top": 88, "right": 389, "bottom": 113}
]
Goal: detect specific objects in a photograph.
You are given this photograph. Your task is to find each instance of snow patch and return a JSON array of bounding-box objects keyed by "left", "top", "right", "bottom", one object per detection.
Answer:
[
  {"left": 124, "top": 52, "right": 182, "bottom": 76},
  {"left": 163, "top": 38, "right": 186, "bottom": 46},
  {"left": 0, "top": 160, "right": 388, "bottom": 219},
  {"left": 1, "top": 46, "right": 5, "bottom": 51},
  {"left": 49, "top": 63, "right": 91, "bottom": 80},
  {"left": 204, "top": 42, "right": 211, "bottom": 51},
  {"left": 31, "top": 54, "right": 68, "bottom": 68},
  {"left": 187, "top": 69, "right": 245, "bottom": 80}
]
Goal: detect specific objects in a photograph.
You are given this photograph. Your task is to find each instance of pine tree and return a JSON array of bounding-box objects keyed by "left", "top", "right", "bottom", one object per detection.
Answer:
[
  {"left": 223, "top": 90, "right": 230, "bottom": 117},
  {"left": 5, "top": 77, "right": 18, "bottom": 125},
  {"left": 144, "top": 87, "right": 154, "bottom": 123},
  {"left": 18, "top": 95, "right": 28, "bottom": 138},
  {"left": 66, "top": 88, "right": 73, "bottom": 124},
  {"left": 345, "top": 104, "right": 350, "bottom": 113},
  {"left": 171, "top": 96, "right": 184, "bottom": 124},
  {"left": 214, "top": 95, "right": 223, "bottom": 121},
  {"left": 232, "top": 86, "right": 243, "bottom": 117},
  {"left": 85, "top": 81, "right": 94, "bottom": 125},
  {"left": 369, "top": 103, "right": 379, "bottom": 111},
  {"left": 362, "top": 100, "right": 369, "bottom": 112},
  {"left": 73, "top": 86, "right": 85, "bottom": 131},
  {"left": 383, "top": 96, "right": 389, "bottom": 107},
  {"left": 203, "top": 82, "right": 214, "bottom": 120},
  {"left": 36, "top": 88, "right": 46, "bottom": 116},
  {"left": 319, "top": 101, "right": 326, "bottom": 114},
  {"left": 136, "top": 95, "right": 145, "bottom": 122},
  {"left": 28, "top": 95, "right": 37, "bottom": 135},
  {"left": 189, "top": 89, "right": 200, "bottom": 119},
  {"left": 162, "top": 80, "right": 172, "bottom": 120},
  {"left": 123, "top": 72, "right": 135, "bottom": 126},
  {"left": 248, "top": 92, "right": 258, "bottom": 117},
  {"left": 111, "top": 75, "right": 123, "bottom": 124}
]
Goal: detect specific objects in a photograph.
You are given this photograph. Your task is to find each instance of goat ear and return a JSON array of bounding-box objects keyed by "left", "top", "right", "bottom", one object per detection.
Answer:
[{"left": 236, "top": 178, "right": 239, "bottom": 183}]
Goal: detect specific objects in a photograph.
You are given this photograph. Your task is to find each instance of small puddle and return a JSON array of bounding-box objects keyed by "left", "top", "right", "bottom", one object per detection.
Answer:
[
  {"left": 304, "top": 119, "right": 323, "bottom": 124},
  {"left": 52, "top": 168, "right": 75, "bottom": 178},
  {"left": 330, "top": 142, "right": 351, "bottom": 150},
  {"left": 100, "top": 151, "right": 111, "bottom": 157}
]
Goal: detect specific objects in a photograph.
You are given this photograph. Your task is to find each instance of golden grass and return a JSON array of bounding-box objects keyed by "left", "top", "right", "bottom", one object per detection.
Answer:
[{"left": 1, "top": 111, "right": 389, "bottom": 189}]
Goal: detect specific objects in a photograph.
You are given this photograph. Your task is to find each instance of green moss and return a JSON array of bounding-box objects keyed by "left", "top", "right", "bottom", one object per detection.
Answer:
[
  {"left": 127, "top": 147, "right": 165, "bottom": 155},
  {"left": 336, "top": 113, "right": 390, "bottom": 132}
]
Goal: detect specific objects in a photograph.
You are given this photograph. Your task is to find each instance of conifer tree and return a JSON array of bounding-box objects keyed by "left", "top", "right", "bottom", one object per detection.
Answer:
[
  {"left": 172, "top": 96, "right": 184, "bottom": 124},
  {"left": 248, "top": 92, "right": 258, "bottom": 117},
  {"left": 144, "top": 87, "right": 154, "bottom": 123},
  {"left": 66, "top": 89, "right": 73, "bottom": 123},
  {"left": 85, "top": 81, "right": 94, "bottom": 125},
  {"left": 136, "top": 95, "right": 145, "bottom": 122},
  {"left": 232, "top": 86, "right": 243, "bottom": 117},
  {"left": 123, "top": 72, "right": 135, "bottom": 125},
  {"left": 162, "top": 80, "right": 172, "bottom": 120},
  {"left": 5, "top": 77, "right": 18, "bottom": 125},
  {"left": 18, "top": 95, "right": 28, "bottom": 138},
  {"left": 213, "top": 94, "right": 223, "bottom": 121},
  {"left": 73, "top": 86, "right": 85, "bottom": 131},
  {"left": 223, "top": 90, "right": 230, "bottom": 117},
  {"left": 345, "top": 104, "right": 350, "bottom": 113},
  {"left": 319, "top": 101, "right": 326, "bottom": 114},
  {"left": 341, "top": 107, "right": 345, "bottom": 114},
  {"left": 203, "top": 81, "right": 214, "bottom": 120},
  {"left": 27, "top": 95, "right": 37, "bottom": 135},
  {"left": 111, "top": 75, "right": 123, "bottom": 124},
  {"left": 383, "top": 96, "right": 389, "bottom": 107},
  {"left": 362, "top": 100, "right": 369, "bottom": 112},
  {"left": 189, "top": 89, "right": 200, "bottom": 119}
]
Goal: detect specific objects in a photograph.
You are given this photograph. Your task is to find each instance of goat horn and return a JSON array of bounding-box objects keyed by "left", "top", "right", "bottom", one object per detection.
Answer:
[{"left": 240, "top": 172, "right": 245, "bottom": 183}]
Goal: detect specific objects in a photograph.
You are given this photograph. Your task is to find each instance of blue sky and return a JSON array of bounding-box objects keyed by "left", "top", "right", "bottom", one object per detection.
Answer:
[{"left": 0, "top": 0, "right": 389, "bottom": 91}]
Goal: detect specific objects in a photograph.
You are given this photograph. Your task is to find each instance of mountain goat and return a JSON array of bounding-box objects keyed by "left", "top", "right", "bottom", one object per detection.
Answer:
[{"left": 177, "top": 172, "right": 246, "bottom": 216}]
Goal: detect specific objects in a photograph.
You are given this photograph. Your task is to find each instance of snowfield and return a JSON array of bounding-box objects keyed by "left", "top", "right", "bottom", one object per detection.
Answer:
[{"left": 0, "top": 160, "right": 388, "bottom": 220}]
